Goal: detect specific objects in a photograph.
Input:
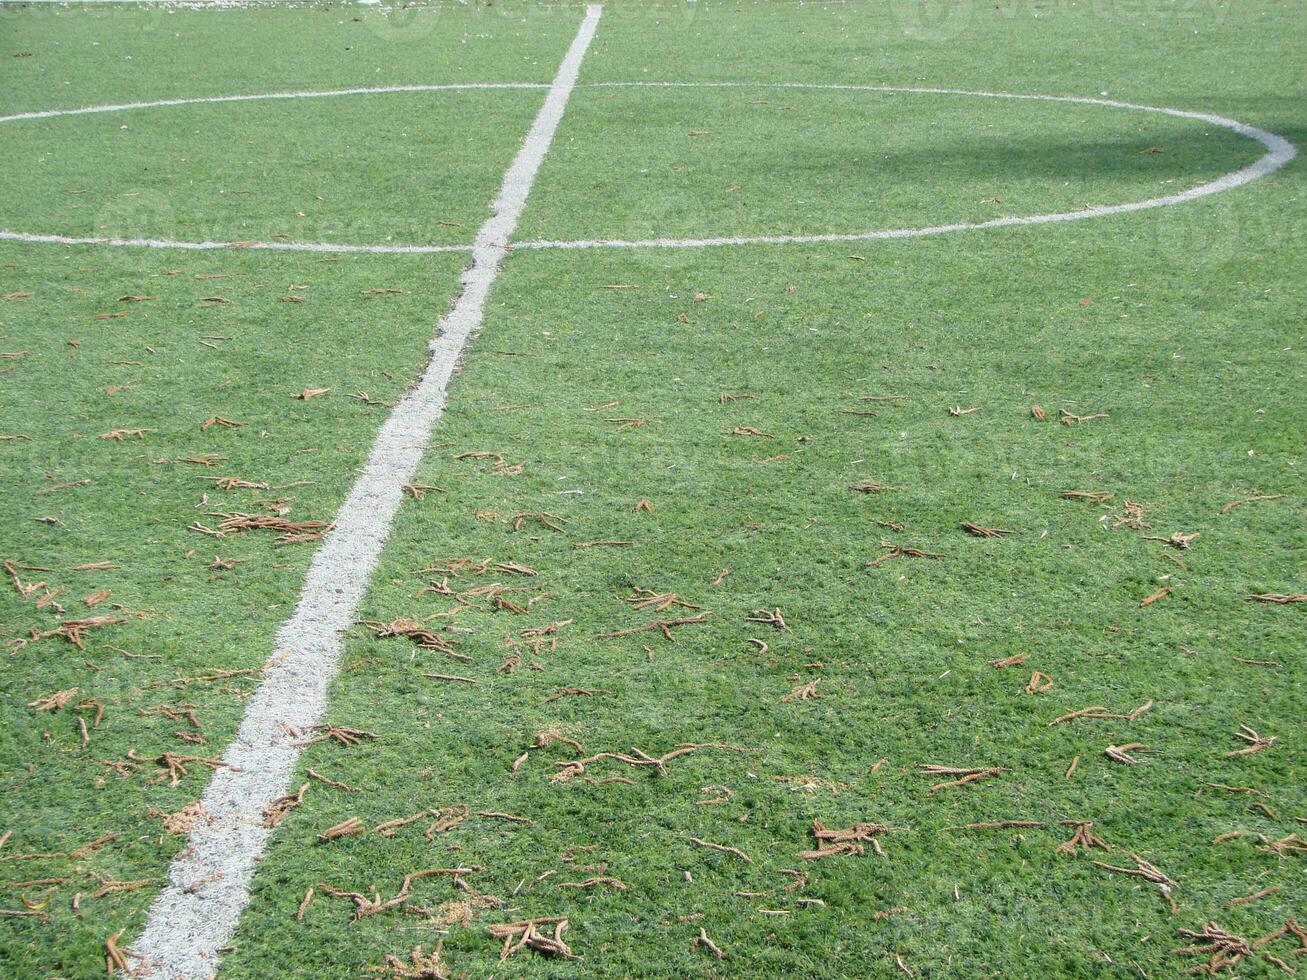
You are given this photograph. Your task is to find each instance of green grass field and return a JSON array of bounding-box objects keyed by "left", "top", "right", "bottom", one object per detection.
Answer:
[{"left": 1, "top": 1, "right": 1303, "bottom": 977}]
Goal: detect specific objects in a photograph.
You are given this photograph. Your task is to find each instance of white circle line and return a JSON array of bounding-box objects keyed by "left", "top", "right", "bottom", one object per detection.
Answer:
[
  {"left": 514, "top": 81, "right": 1297, "bottom": 250},
  {"left": 0, "top": 81, "right": 1294, "bottom": 255}
]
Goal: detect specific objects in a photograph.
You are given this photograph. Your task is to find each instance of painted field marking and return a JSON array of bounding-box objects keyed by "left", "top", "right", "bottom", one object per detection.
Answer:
[
  {"left": 0, "top": 82, "right": 1295, "bottom": 255},
  {"left": 127, "top": 6, "right": 602, "bottom": 978}
]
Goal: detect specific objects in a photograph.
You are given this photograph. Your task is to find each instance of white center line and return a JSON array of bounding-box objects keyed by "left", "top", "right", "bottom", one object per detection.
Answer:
[{"left": 129, "top": 6, "right": 603, "bottom": 977}]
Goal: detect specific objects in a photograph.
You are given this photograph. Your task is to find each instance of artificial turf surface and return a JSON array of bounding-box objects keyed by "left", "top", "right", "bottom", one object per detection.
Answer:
[{"left": 1, "top": 1, "right": 1304, "bottom": 977}]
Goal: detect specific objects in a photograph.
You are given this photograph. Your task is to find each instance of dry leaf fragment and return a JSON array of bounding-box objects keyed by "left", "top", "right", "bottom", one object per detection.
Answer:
[
  {"left": 295, "top": 387, "right": 330, "bottom": 400},
  {"left": 200, "top": 416, "right": 244, "bottom": 430}
]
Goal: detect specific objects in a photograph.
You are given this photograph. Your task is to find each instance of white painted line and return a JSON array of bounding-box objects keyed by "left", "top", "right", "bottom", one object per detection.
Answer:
[
  {"left": 0, "top": 83, "right": 552, "bottom": 256},
  {"left": 1, "top": 82, "right": 1291, "bottom": 255},
  {"left": 0, "top": 82, "right": 547, "bottom": 125},
  {"left": 127, "top": 6, "right": 602, "bottom": 978},
  {"left": 511, "top": 82, "right": 1297, "bottom": 251}
]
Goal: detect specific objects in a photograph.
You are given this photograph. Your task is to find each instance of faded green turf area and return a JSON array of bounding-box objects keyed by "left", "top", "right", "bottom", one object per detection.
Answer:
[{"left": 2, "top": 0, "right": 1305, "bottom": 978}]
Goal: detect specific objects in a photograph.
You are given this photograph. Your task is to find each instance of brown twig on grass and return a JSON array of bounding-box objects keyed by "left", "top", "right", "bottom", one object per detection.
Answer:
[
  {"left": 731, "top": 426, "right": 773, "bottom": 438},
  {"left": 1258, "top": 833, "right": 1307, "bottom": 858},
  {"left": 541, "top": 686, "right": 606, "bottom": 703},
  {"left": 1061, "top": 490, "right": 1114, "bottom": 502},
  {"left": 298, "top": 725, "right": 379, "bottom": 748},
  {"left": 486, "top": 917, "right": 574, "bottom": 960},
  {"left": 1049, "top": 701, "right": 1152, "bottom": 725},
  {"left": 551, "top": 742, "right": 734, "bottom": 783},
  {"left": 513, "top": 511, "right": 567, "bottom": 532},
  {"left": 211, "top": 512, "right": 333, "bottom": 543},
  {"left": 1225, "top": 887, "right": 1277, "bottom": 908},
  {"left": 958, "top": 820, "right": 1044, "bottom": 830},
  {"left": 1226, "top": 725, "right": 1275, "bottom": 756},
  {"left": 867, "top": 544, "right": 945, "bottom": 567},
  {"left": 1246, "top": 593, "right": 1306, "bottom": 603},
  {"left": 200, "top": 416, "right": 244, "bottom": 430},
  {"left": 1140, "top": 587, "right": 1171, "bottom": 607},
  {"left": 961, "top": 522, "right": 1013, "bottom": 538},
  {"left": 105, "top": 928, "right": 132, "bottom": 974},
  {"left": 597, "top": 611, "right": 712, "bottom": 642},
  {"left": 799, "top": 820, "right": 891, "bottom": 859},
  {"left": 1056, "top": 820, "right": 1111, "bottom": 854},
  {"left": 262, "top": 783, "right": 309, "bottom": 828},
  {"left": 1059, "top": 409, "right": 1109, "bottom": 425},
  {"left": 201, "top": 475, "right": 269, "bottom": 491},
  {"left": 1144, "top": 531, "right": 1199, "bottom": 549},
  {"left": 369, "top": 942, "right": 451, "bottom": 979},
  {"left": 989, "top": 653, "right": 1027, "bottom": 668},
  {"left": 920, "top": 765, "right": 1002, "bottom": 793},
  {"left": 1220, "top": 493, "right": 1283, "bottom": 514},
  {"left": 1094, "top": 853, "right": 1178, "bottom": 913},
  {"left": 849, "top": 482, "right": 900, "bottom": 493},
  {"left": 689, "top": 837, "right": 751, "bottom": 863},
  {"left": 1105, "top": 743, "right": 1148, "bottom": 765},
  {"left": 306, "top": 769, "right": 359, "bottom": 792},
  {"left": 780, "top": 680, "right": 820, "bottom": 702},
  {"left": 88, "top": 871, "right": 155, "bottom": 898},
  {"left": 317, "top": 818, "right": 365, "bottom": 842},
  {"left": 402, "top": 484, "right": 444, "bottom": 499},
  {"left": 99, "top": 428, "right": 151, "bottom": 441},
  {"left": 134, "top": 750, "right": 233, "bottom": 786},
  {"left": 6, "top": 615, "right": 121, "bottom": 651},
  {"left": 747, "top": 607, "right": 788, "bottom": 630},
  {"left": 559, "top": 875, "right": 628, "bottom": 891},
  {"left": 424, "top": 805, "right": 469, "bottom": 838},
  {"left": 372, "top": 810, "right": 433, "bottom": 837},
  {"left": 693, "top": 927, "right": 726, "bottom": 958},
  {"left": 948, "top": 405, "right": 980, "bottom": 416},
  {"left": 321, "top": 868, "right": 477, "bottom": 920},
  {"left": 360, "top": 619, "right": 461, "bottom": 656},
  {"left": 626, "top": 588, "right": 699, "bottom": 612},
  {"left": 28, "top": 687, "right": 79, "bottom": 712},
  {"left": 1026, "top": 672, "right": 1054, "bottom": 694}
]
